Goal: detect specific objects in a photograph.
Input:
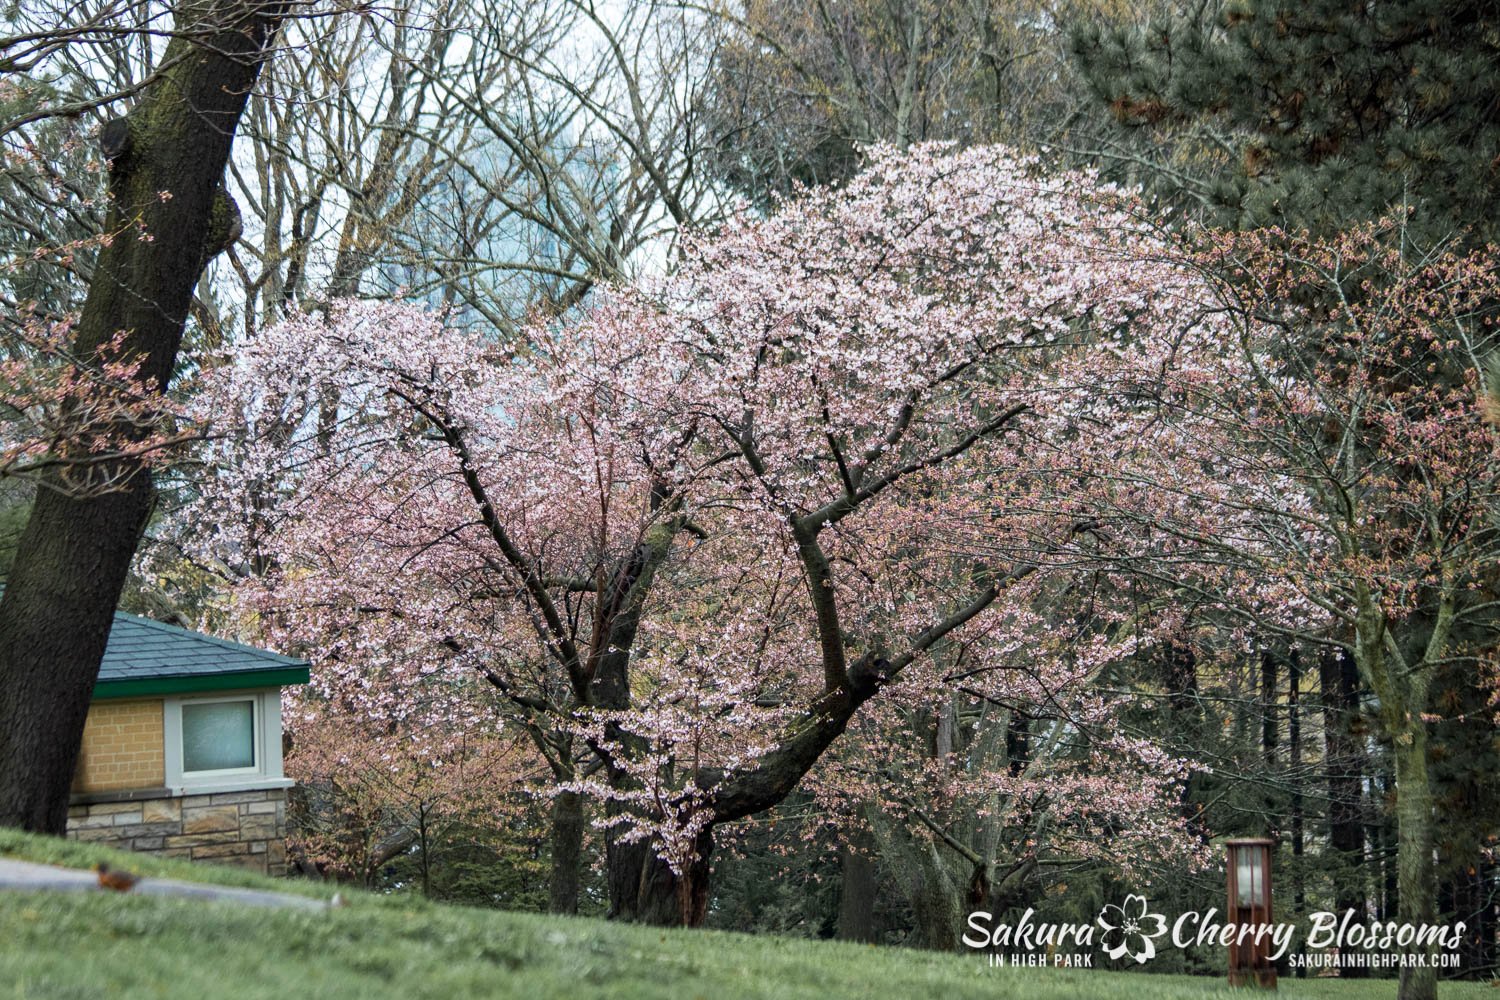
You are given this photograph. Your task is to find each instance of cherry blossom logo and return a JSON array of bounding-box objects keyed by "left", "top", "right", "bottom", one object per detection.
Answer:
[{"left": 1096, "top": 894, "right": 1168, "bottom": 964}]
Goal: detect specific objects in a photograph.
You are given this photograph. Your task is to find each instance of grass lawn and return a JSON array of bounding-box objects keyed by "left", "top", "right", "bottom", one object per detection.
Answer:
[{"left": 0, "top": 832, "right": 1491, "bottom": 999}]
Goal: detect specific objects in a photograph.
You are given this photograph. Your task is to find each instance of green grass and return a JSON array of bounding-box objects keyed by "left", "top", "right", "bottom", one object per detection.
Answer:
[{"left": 0, "top": 832, "right": 1491, "bottom": 999}]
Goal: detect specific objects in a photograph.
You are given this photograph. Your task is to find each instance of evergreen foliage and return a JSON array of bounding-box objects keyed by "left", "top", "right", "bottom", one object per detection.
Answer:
[{"left": 1072, "top": 1, "right": 1500, "bottom": 244}]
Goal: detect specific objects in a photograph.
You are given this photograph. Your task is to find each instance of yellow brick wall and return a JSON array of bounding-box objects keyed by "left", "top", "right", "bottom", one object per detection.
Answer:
[{"left": 72, "top": 699, "right": 165, "bottom": 793}]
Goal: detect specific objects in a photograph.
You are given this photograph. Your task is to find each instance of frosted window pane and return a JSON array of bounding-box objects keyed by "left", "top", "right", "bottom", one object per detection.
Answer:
[
  {"left": 1235, "top": 851, "right": 1265, "bottom": 907},
  {"left": 182, "top": 701, "right": 255, "bottom": 772}
]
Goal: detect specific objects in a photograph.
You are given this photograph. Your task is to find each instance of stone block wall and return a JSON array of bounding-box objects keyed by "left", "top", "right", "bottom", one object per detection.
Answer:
[
  {"left": 67, "top": 787, "right": 288, "bottom": 876},
  {"left": 72, "top": 699, "right": 165, "bottom": 793}
]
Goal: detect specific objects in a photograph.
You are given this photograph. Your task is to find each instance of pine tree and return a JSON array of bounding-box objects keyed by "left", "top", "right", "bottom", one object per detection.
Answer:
[{"left": 1072, "top": 0, "right": 1500, "bottom": 246}]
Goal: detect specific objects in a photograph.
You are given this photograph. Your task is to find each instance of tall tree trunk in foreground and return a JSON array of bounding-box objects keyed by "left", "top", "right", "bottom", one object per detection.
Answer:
[{"left": 0, "top": 0, "right": 284, "bottom": 833}]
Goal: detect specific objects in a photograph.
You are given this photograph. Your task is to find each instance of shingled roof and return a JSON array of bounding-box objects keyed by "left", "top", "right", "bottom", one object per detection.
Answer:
[{"left": 93, "top": 610, "right": 310, "bottom": 699}]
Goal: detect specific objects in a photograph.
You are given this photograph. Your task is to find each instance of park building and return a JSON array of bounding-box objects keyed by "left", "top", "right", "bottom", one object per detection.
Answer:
[{"left": 64, "top": 610, "right": 309, "bottom": 876}]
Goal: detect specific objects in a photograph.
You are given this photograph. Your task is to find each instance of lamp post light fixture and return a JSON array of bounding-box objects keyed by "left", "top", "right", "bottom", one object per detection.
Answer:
[{"left": 1226, "top": 837, "right": 1277, "bottom": 989}]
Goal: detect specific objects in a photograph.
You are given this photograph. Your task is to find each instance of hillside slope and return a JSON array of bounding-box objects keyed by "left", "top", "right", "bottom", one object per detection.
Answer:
[{"left": 0, "top": 832, "right": 1486, "bottom": 999}]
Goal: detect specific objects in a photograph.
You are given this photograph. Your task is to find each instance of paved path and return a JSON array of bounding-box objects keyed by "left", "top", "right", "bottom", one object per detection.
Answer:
[{"left": 0, "top": 857, "right": 326, "bottom": 910}]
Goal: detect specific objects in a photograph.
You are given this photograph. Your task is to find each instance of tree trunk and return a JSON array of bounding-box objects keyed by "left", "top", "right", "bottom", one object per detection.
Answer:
[
  {"left": 869, "top": 803, "right": 964, "bottom": 952},
  {"left": 599, "top": 671, "right": 880, "bottom": 925},
  {"left": 549, "top": 789, "right": 583, "bottom": 915},
  {"left": 1260, "top": 648, "right": 1278, "bottom": 765},
  {"left": 607, "top": 826, "right": 712, "bottom": 926},
  {"left": 907, "top": 842, "right": 961, "bottom": 951},
  {"left": 1393, "top": 723, "right": 1437, "bottom": 1000},
  {"left": 1288, "top": 648, "right": 1305, "bottom": 975},
  {"left": 1165, "top": 641, "right": 1199, "bottom": 712},
  {"left": 1380, "top": 768, "right": 1399, "bottom": 922},
  {"left": 1319, "top": 646, "right": 1368, "bottom": 927},
  {"left": 417, "top": 801, "right": 431, "bottom": 897},
  {"left": 599, "top": 657, "right": 887, "bottom": 924},
  {"left": 0, "top": 493, "right": 154, "bottom": 830},
  {"left": 0, "top": 0, "right": 283, "bottom": 834},
  {"left": 1353, "top": 596, "right": 1438, "bottom": 1000},
  {"left": 836, "top": 818, "right": 879, "bottom": 942},
  {"left": 587, "top": 519, "right": 690, "bottom": 923}
]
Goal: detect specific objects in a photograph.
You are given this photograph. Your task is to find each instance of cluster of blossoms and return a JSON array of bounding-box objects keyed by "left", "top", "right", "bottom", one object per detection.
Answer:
[{"left": 0, "top": 315, "right": 195, "bottom": 493}]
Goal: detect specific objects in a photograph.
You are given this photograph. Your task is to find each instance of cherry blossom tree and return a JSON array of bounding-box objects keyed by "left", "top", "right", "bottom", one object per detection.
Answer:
[{"left": 192, "top": 143, "right": 1206, "bottom": 924}]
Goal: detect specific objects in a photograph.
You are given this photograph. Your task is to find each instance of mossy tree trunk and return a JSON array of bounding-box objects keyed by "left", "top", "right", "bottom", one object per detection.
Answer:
[
  {"left": 906, "top": 842, "right": 963, "bottom": 951},
  {"left": 0, "top": 0, "right": 284, "bottom": 833},
  {"left": 1354, "top": 586, "right": 1444, "bottom": 1000},
  {"left": 1392, "top": 722, "right": 1436, "bottom": 1000}
]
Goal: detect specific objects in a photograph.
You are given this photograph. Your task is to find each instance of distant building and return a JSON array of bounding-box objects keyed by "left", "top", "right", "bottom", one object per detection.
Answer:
[{"left": 65, "top": 611, "right": 309, "bottom": 876}]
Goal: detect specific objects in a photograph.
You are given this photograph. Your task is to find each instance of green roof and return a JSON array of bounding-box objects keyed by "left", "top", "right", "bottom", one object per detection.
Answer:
[{"left": 93, "top": 611, "right": 310, "bottom": 699}]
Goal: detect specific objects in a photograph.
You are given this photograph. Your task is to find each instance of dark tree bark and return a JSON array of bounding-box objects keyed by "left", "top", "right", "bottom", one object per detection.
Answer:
[
  {"left": 602, "top": 564, "right": 1021, "bottom": 925},
  {"left": 1161, "top": 641, "right": 1210, "bottom": 841},
  {"left": 549, "top": 789, "right": 583, "bottom": 914},
  {"left": 1318, "top": 646, "right": 1370, "bottom": 978},
  {"left": 1318, "top": 647, "right": 1368, "bottom": 914},
  {"left": 1004, "top": 711, "right": 1030, "bottom": 777},
  {"left": 1164, "top": 640, "right": 1199, "bottom": 713},
  {"left": 0, "top": 0, "right": 285, "bottom": 833},
  {"left": 1260, "top": 648, "right": 1278, "bottom": 765},
  {"left": 1259, "top": 647, "right": 1281, "bottom": 833},
  {"left": 585, "top": 523, "right": 693, "bottom": 925},
  {"left": 836, "top": 820, "right": 880, "bottom": 943},
  {"left": 600, "top": 651, "right": 894, "bottom": 925},
  {"left": 1288, "top": 648, "right": 1305, "bottom": 975},
  {"left": 607, "top": 829, "right": 713, "bottom": 926},
  {"left": 1379, "top": 769, "right": 1400, "bottom": 922},
  {"left": 416, "top": 801, "right": 431, "bottom": 897}
]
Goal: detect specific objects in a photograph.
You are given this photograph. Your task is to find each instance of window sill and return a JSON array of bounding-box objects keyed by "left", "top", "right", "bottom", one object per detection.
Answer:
[
  {"left": 71, "top": 786, "right": 174, "bottom": 806},
  {"left": 71, "top": 777, "right": 294, "bottom": 805},
  {"left": 167, "top": 777, "right": 295, "bottom": 797}
]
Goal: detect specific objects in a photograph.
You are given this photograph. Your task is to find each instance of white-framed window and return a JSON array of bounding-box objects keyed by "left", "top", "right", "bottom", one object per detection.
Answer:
[{"left": 163, "top": 689, "right": 289, "bottom": 793}]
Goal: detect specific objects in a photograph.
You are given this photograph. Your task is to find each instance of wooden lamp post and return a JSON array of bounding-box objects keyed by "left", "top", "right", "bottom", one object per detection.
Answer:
[{"left": 1226, "top": 837, "right": 1277, "bottom": 989}]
